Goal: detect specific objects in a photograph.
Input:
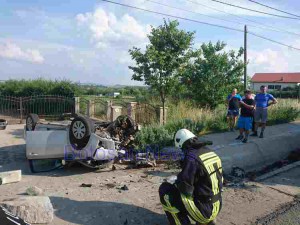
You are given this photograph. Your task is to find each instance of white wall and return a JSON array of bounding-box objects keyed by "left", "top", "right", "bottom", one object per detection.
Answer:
[{"left": 251, "top": 82, "right": 297, "bottom": 92}]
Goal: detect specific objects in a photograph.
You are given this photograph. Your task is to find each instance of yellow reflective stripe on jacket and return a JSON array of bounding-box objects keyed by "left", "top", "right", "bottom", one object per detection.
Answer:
[
  {"left": 199, "top": 152, "right": 216, "bottom": 161},
  {"left": 179, "top": 152, "right": 222, "bottom": 224}
]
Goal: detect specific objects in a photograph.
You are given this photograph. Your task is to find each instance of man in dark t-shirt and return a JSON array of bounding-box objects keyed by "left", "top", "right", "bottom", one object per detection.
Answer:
[
  {"left": 236, "top": 90, "right": 255, "bottom": 143},
  {"left": 226, "top": 88, "right": 242, "bottom": 131}
]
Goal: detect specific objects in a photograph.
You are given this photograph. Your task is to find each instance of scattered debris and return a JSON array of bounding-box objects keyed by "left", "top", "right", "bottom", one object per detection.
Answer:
[
  {"left": 106, "top": 183, "right": 117, "bottom": 189},
  {"left": 26, "top": 186, "right": 44, "bottom": 196},
  {"left": 0, "top": 170, "right": 22, "bottom": 185},
  {"left": 231, "top": 167, "right": 246, "bottom": 179},
  {"left": 288, "top": 148, "right": 300, "bottom": 162},
  {"left": 80, "top": 183, "right": 92, "bottom": 188},
  {"left": 0, "top": 196, "right": 54, "bottom": 224},
  {"left": 117, "top": 185, "right": 129, "bottom": 191}
]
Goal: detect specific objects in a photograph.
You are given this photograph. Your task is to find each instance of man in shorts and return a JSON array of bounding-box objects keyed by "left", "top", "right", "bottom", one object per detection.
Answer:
[
  {"left": 236, "top": 90, "right": 255, "bottom": 143},
  {"left": 251, "top": 85, "right": 278, "bottom": 138},
  {"left": 226, "top": 89, "right": 242, "bottom": 131}
]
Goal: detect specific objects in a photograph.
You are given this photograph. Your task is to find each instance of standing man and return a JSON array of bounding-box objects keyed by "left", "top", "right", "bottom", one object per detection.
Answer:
[
  {"left": 242, "top": 92, "right": 256, "bottom": 132},
  {"left": 226, "top": 89, "right": 242, "bottom": 131},
  {"left": 236, "top": 90, "right": 255, "bottom": 143},
  {"left": 159, "top": 129, "right": 223, "bottom": 225},
  {"left": 251, "top": 85, "right": 278, "bottom": 138}
]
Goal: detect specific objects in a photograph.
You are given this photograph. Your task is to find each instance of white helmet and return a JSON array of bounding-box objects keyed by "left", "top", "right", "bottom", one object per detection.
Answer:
[{"left": 174, "top": 129, "right": 196, "bottom": 148}]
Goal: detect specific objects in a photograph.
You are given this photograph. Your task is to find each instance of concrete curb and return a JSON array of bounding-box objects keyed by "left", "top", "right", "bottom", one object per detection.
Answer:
[
  {"left": 255, "top": 161, "right": 300, "bottom": 182},
  {"left": 206, "top": 123, "right": 300, "bottom": 174}
]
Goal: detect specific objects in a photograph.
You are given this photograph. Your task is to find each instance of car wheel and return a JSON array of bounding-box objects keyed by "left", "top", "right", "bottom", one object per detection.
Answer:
[
  {"left": 0, "top": 119, "right": 7, "bottom": 130},
  {"left": 26, "top": 114, "right": 39, "bottom": 131},
  {"left": 69, "top": 116, "right": 94, "bottom": 150}
]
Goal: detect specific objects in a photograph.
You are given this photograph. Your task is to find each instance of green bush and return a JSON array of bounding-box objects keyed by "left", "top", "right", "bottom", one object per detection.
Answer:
[
  {"left": 136, "top": 99, "right": 300, "bottom": 148},
  {"left": 268, "top": 106, "right": 300, "bottom": 125},
  {"left": 0, "top": 79, "right": 82, "bottom": 97}
]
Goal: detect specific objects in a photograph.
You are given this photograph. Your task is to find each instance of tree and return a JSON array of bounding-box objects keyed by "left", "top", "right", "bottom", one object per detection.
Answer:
[
  {"left": 129, "top": 20, "right": 195, "bottom": 124},
  {"left": 183, "top": 41, "right": 244, "bottom": 108}
]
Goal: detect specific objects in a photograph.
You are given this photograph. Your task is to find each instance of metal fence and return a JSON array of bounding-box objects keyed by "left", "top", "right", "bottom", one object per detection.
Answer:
[
  {"left": 0, "top": 95, "right": 75, "bottom": 124},
  {"left": 134, "top": 103, "right": 159, "bottom": 125}
]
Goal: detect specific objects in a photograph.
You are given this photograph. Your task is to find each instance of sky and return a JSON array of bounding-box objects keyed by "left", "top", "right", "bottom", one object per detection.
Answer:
[{"left": 0, "top": 0, "right": 300, "bottom": 85}]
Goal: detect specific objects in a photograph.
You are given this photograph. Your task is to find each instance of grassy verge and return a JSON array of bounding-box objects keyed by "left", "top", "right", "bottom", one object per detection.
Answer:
[{"left": 135, "top": 99, "right": 300, "bottom": 148}]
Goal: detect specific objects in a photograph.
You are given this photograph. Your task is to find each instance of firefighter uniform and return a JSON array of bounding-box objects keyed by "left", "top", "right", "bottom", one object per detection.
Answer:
[{"left": 159, "top": 129, "right": 223, "bottom": 225}]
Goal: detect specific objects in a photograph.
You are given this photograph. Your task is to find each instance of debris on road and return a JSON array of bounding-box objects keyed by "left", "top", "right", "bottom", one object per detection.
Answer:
[
  {"left": 80, "top": 183, "right": 92, "bottom": 188},
  {"left": 0, "top": 170, "right": 22, "bottom": 185},
  {"left": 117, "top": 185, "right": 129, "bottom": 191},
  {"left": 106, "top": 183, "right": 117, "bottom": 189},
  {"left": 26, "top": 186, "right": 44, "bottom": 196},
  {"left": 0, "top": 196, "right": 54, "bottom": 224}
]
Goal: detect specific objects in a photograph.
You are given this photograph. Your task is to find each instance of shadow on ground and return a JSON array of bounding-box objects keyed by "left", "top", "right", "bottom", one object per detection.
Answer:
[
  {"left": 8, "top": 128, "right": 24, "bottom": 139},
  {"left": 50, "top": 196, "right": 167, "bottom": 225}
]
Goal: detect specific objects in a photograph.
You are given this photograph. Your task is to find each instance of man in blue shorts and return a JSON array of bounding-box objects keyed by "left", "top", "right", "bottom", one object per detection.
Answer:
[
  {"left": 251, "top": 85, "right": 278, "bottom": 138},
  {"left": 226, "top": 88, "right": 242, "bottom": 131},
  {"left": 236, "top": 90, "right": 255, "bottom": 143}
]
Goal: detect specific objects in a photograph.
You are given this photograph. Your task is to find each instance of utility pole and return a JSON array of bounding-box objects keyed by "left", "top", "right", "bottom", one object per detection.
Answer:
[{"left": 244, "top": 25, "right": 247, "bottom": 90}]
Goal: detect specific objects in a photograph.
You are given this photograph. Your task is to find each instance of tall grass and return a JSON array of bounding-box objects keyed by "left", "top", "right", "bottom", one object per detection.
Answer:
[{"left": 135, "top": 99, "right": 300, "bottom": 148}]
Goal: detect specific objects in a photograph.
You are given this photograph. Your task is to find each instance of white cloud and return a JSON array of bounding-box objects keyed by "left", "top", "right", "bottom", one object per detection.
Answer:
[
  {"left": 0, "top": 42, "right": 44, "bottom": 64},
  {"left": 248, "top": 48, "right": 289, "bottom": 72},
  {"left": 76, "top": 7, "right": 150, "bottom": 48}
]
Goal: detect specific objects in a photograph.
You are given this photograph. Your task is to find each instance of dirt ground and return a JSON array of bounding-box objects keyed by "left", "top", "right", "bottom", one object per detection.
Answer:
[{"left": 0, "top": 125, "right": 299, "bottom": 225}]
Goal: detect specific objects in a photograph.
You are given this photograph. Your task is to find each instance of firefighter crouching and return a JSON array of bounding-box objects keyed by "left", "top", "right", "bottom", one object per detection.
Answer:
[{"left": 159, "top": 129, "right": 223, "bottom": 225}]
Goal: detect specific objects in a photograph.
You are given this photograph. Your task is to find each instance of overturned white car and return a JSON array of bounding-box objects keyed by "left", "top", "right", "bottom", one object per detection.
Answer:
[{"left": 25, "top": 113, "right": 139, "bottom": 172}]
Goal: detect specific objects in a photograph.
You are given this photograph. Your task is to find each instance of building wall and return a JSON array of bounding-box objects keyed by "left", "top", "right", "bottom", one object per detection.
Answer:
[{"left": 251, "top": 82, "right": 297, "bottom": 92}]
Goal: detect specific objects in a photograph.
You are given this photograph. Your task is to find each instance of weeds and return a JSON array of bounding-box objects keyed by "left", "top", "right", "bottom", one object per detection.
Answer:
[{"left": 136, "top": 99, "right": 300, "bottom": 148}]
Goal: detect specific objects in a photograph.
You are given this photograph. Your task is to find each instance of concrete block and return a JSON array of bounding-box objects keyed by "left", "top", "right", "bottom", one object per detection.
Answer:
[
  {"left": 1, "top": 196, "right": 54, "bottom": 224},
  {"left": 0, "top": 170, "right": 21, "bottom": 185}
]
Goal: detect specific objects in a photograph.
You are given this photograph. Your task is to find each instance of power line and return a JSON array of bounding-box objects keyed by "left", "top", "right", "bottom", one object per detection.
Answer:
[
  {"left": 101, "top": 0, "right": 243, "bottom": 32},
  {"left": 101, "top": 0, "right": 300, "bottom": 52},
  {"left": 248, "top": 0, "right": 300, "bottom": 18},
  {"left": 248, "top": 32, "right": 300, "bottom": 51},
  {"left": 148, "top": 0, "right": 300, "bottom": 37},
  {"left": 210, "top": 0, "right": 300, "bottom": 20},
  {"left": 146, "top": 0, "right": 246, "bottom": 26},
  {"left": 186, "top": 0, "right": 300, "bottom": 36}
]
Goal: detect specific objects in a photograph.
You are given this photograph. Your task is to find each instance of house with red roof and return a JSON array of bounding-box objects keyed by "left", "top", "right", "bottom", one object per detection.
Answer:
[{"left": 251, "top": 73, "right": 300, "bottom": 91}]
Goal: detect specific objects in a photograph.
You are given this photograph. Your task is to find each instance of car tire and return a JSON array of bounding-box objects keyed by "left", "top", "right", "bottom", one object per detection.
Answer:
[
  {"left": 69, "top": 116, "right": 94, "bottom": 150},
  {"left": 0, "top": 119, "right": 7, "bottom": 130},
  {"left": 26, "top": 114, "right": 39, "bottom": 131}
]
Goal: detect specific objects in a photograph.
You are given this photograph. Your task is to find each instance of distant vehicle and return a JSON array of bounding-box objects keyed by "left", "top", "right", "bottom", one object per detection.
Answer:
[
  {"left": 0, "top": 119, "right": 7, "bottom": 130},
  {"left": 107, "top": 92, "right": 121, "bottom": 98},
  {"left": 24, "top": 113, "right": 139, "bottom": 172}
]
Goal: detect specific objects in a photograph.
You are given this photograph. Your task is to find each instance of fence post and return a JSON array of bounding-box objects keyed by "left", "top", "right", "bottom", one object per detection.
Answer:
[
  {"left": 19, "top": 97, "right": 23, "bottom": 124},
  {"left": 110, "top": 106, "right": 122, "bottom": 121},
  {"left": 75, "top": 97, "right": 80, "bottom": 114},
  {"left": 106, "top": 101, "right": 112, "bottom": 121},
  {"left": 127, "top": 102, "right": 137, "bottom": 121},
  {"left": 159, "top": 106, "right": 168, "bottom": 125},
  {"left": 89, "top": 100, "right": 95, "bottom": 118}
]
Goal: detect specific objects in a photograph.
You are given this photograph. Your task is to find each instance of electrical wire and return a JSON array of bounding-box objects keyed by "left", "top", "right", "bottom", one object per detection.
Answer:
[
  {"left": 100, "top": 0, "right": 300, "bottom": 51},
  {"left": 186, "top": 0, "right": 300, "bottom": 36},
  {"left": 210, "top": 0, "right": 300, "bottom": 20},
  {"left": 148, "top": 0, "right": 300, "bottom": 37},
  {"left": 248, "top": 0, "right": 300, "bottom": 18},
  {"left": 146, "top": 0, "right": 246, "bottom": 26},
  {"left": 101, "top": 0, "right": 243, "bottom": 32},
  {"left": 248, "top": 32, "right": 300, "bottom": 51}
]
